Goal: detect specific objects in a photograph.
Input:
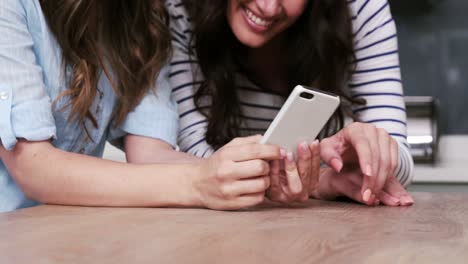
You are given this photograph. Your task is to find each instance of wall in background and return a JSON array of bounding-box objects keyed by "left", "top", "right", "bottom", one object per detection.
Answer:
[{"left": 390, "top": 0, "right": 468, "bottom": 134}]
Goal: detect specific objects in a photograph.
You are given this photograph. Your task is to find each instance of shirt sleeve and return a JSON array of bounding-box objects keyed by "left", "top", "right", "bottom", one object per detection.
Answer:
[
  {"left": 111, "top": 64, "right": 179, "bottom": 148},
  {"left": 348, "top": 0, "right": 414, "bottom": 186},
  {"left": 166, "top": 0, "right": 215, "bottom": 157},
  {"left": 0, "top": 0, "right": 56, "bottom": 151}
]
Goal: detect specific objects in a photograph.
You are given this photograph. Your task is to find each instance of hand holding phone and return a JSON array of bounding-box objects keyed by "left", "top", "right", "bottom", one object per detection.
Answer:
[{"left": 260, "top": 85, "right": 340, "bottom": 157}]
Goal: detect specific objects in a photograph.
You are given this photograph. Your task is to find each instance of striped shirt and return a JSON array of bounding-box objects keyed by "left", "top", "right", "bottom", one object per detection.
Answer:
[{"left": 166, "top": 0, "right": 414, "bottom": 186}]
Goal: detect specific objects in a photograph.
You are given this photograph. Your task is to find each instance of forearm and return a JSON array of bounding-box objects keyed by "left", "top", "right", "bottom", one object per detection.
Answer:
[
  {"left": 125, "top": 134, "right": 201, "bottom": 164},
  {"left": 128, "top": 146, "right": 201, "bottom": 164},
  {"left": 1, "top": 141, "right": 202, "bottom": 208}
]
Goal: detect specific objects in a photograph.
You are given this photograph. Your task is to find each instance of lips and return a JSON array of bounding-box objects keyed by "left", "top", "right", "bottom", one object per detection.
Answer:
[{"left": 244, "top": 7, "right": 273, "bottom": 28}]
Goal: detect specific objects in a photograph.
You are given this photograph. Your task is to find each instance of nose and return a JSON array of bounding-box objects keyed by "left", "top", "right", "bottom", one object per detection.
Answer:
[{"left": 255, "top": 0, "right": 281, "bottom": 17}]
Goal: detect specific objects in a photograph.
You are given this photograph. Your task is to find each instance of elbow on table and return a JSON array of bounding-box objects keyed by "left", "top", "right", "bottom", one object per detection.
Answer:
[{"left": 1, "top": 140, "right": 57, "bottom": 203}]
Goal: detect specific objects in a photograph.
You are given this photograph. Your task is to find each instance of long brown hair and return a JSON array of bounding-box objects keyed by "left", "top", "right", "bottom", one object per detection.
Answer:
[
  {"left": 40, "top": 0, "right": 171, "bottom": 131},
  {"left": 185, "top": 0, "right": 359, "bottom": 150}
]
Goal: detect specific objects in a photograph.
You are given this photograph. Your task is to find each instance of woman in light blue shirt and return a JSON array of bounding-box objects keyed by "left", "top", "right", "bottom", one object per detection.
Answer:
[{"left": 0, "top": 0, "right": 282, "bottom": 212}]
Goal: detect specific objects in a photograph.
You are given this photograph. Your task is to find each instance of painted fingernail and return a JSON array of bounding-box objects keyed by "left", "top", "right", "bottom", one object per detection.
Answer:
[
  {"left": 280, "top": 149, "right": 286, "bottom": 158},
  {"left": 365, "top": 164, "right": 373, "bottom": 177},
  {"left": 363, "top": 189, "right": 372, "bottom": 202},
  {"left": 287, "top": 151, "right": 294, "bottom": 162}
]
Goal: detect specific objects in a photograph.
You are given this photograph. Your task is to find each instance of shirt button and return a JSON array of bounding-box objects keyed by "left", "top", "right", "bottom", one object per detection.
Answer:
[{"left": 0, "top": 91, "right": 8, "bottom": 100}]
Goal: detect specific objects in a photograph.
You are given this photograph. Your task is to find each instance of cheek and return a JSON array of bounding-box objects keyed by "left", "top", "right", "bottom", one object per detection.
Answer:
[
  {"left": 227, "top": 1, "right": 244, "bottom": 36},
  {"left": 227, "top": 0, "right": 249, "bottom": 23},
  {"left": 227, "top": 7, "right": 243, "bottom": 38},
  {"left": 227, "top": 1, "right": 268, "bottom": 47},
  {"left": 284, "top": 1, "right": 308, "bottom": 24}
]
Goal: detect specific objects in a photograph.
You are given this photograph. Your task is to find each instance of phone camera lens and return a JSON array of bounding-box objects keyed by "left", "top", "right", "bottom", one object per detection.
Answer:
[{"left": 300, "top": 92, "right": 314, "bottom": 100}]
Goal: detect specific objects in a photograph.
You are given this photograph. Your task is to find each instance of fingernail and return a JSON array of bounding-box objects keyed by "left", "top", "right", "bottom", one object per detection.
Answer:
[
  {"left": 300, "top": 142, "right": 308, "bottom": 151},
  {"left": 374, "top": 199, "right": 380, "bottom": 206},
  {"left": 287, "top": 151, "right": 294, "bottom": 162},
  {"left": 331, "top": 158, "right": 343, "bottom": 172},
  {"left": 280, "top": 149, "right": 286, "bottom": 158},
  {"left": 400, "top": 196, "right": 414, "bottom": 206},
  {"left": 312, "top": 139, "right": 319, "bottom": 145},
  {"left": 365, "top": 164, "right": 373, "bottom": 177},
  {"left": 363, "top": 189, "right": 372, "bottom": 202}
]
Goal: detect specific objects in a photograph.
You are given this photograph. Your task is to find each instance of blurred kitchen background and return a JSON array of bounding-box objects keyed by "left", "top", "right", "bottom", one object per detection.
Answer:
[
  {"left": 103, "top": 0, "right": 468, "bottom": 191},
  {"left": 390, "top": 0, "right": 468, "bottom": 191}
]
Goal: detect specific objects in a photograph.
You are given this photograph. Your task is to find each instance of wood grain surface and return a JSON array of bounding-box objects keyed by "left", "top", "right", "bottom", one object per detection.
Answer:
[{"left": 0, "top": 192, "right": 467, "bottom": 264}]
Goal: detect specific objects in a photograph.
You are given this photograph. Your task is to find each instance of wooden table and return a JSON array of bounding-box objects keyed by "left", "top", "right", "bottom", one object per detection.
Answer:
[{"left": 1, "top": 192, "right": 467, "bottom": 264}]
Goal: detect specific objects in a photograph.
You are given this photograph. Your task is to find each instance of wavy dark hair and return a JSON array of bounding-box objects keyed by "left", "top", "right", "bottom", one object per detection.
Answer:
[
  {"left": 40, "top": 0, "right": 171, "bottom": 132},
  {"left": 184, "top": 0, "right": 360, "bottom": 149}
]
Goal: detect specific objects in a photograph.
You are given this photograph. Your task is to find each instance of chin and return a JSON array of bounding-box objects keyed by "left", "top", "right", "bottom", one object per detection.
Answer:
[{"left": 237, "top": 35, "right": 269, "bottom": 48}]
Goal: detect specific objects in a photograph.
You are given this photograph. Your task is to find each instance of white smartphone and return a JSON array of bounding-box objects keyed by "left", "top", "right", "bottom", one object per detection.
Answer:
[{"left": 260, "top": 85, "right": 340, "bottom": 157}]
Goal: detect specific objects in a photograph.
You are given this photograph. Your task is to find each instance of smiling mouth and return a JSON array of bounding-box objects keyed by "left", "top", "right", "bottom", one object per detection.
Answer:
[{"left": 244, "top": 7, "right": 273, "bottom": 28}]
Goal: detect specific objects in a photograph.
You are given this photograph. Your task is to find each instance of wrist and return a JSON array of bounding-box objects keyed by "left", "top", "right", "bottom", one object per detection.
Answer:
[
  {"left": 184, "top": 161, "right": 205, "bottom": 208},
  {"left": 147, "top": 162, "right": 205, "bottom": 208}
]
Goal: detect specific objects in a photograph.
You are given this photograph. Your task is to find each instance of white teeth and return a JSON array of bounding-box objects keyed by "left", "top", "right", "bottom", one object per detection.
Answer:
[{"left": 245, "top": 8, "right": 272, "bottom": 27}]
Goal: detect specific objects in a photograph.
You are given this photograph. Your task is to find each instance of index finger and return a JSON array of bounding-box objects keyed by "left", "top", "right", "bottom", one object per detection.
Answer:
[
  {"left": 284, "top": 151, "right": 303, "bottom": 195},
  {"left": 344, "top": 128, "right": 376, "bottom": 204},
  {"left": 344, "top": 127, "right": 374, "bottom": 177},
  {"left": 297, "top": 142, "right": 312, "bottom": 192},
  {"left": 308, "top": 140, "right": 320, "bottom": 193}
]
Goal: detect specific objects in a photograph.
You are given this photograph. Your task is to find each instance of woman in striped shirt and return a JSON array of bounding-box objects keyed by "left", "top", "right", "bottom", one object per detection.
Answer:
[{"left": 139, "top": 0, "right": 414, "bottom": 208}]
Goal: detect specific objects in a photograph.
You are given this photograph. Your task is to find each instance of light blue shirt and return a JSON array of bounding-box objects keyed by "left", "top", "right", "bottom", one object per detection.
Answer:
[{"left": 0, "top": 0, "right": 179, "bottom": 212}]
